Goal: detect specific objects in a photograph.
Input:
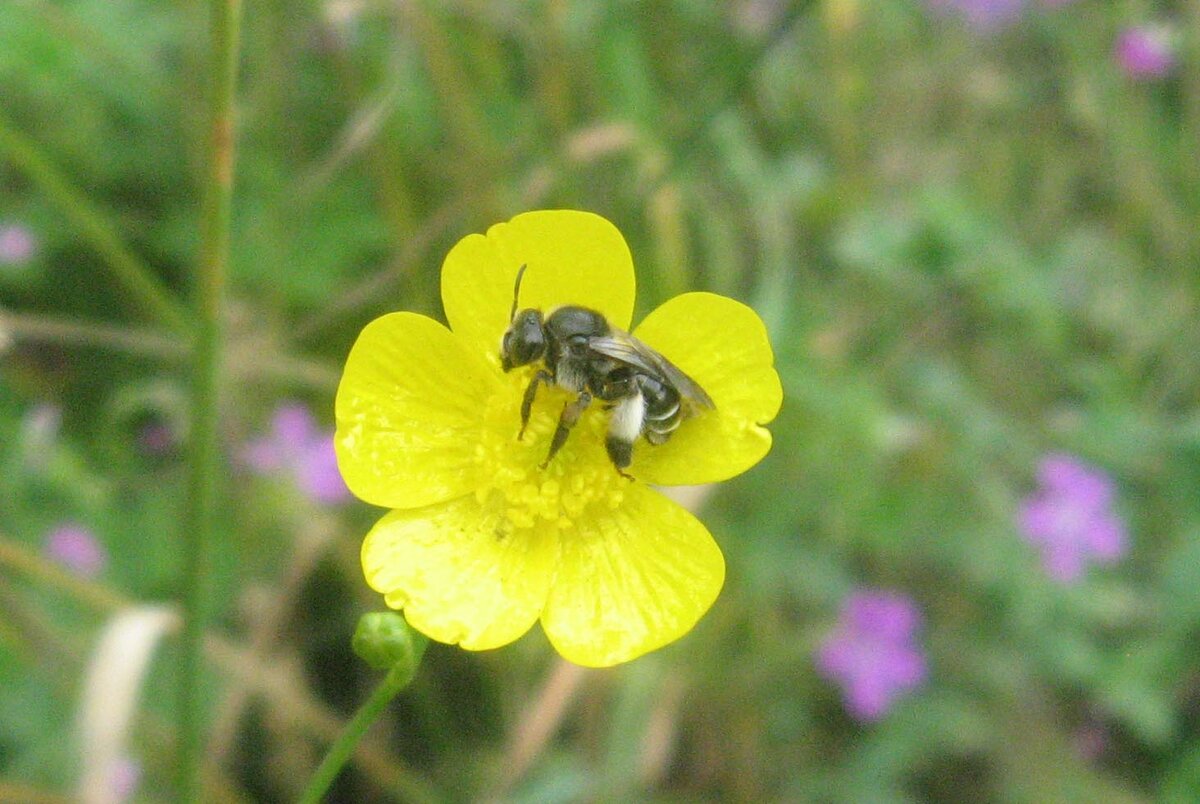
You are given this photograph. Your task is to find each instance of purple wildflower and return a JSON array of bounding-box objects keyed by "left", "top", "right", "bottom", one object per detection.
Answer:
[
  {"left": 138, "top": 421, "right": 176, "bottom": 455},
  {"left": 1073, "top": 719, "right": 1108, "bottom": 762},
  {"left": 1115, "top": 26, "right": 1174, "bottom": 80},
  {"left": 0, "top": 222, "right": 36, "bottom": 264},
  {"left": 1018, "top": 454, "right": 1127, "bottom": 583},
  {"left": 110, "top": 756, "right": 141, "bottom": 802},
  {"left": 926, "top": 0, "right": 1074, "bottom": 29},
  {"left": 45, "top": 524, "right": 107, "bottom": 578},
  {"left": 815, "top": 590, "right": 928, "bottom": 722},
  {"left": 242, "top": 403, "right": 351, "bottom": 505},
  {"left": 926, "top": 0, "right": 1025, "bottom": 30}
]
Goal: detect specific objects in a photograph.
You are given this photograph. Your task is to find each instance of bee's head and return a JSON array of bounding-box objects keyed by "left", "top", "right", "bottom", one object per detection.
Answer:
[
  {"left": 501, "top": 308, "right": 545, "bottom": 371},
  {"left": 500, "top": 263, "right": 546, "bottom": 371}
]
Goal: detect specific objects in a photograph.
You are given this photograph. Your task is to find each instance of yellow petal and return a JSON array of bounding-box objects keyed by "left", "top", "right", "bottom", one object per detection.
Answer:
[
  {"left": 441, "top": 210, "right": 637, "bottom": 360},
  {"left": 362, "top": 497, "right": 559, "bottom": 651},
  {"left": 629, "top": 292, "right": 782, "bottom": 485},
  {"left": 336, "top": 312, "right": 500, "bottom": 509},
  {"left": 540, "top": 484, "right": 725, "bottom": 667}
]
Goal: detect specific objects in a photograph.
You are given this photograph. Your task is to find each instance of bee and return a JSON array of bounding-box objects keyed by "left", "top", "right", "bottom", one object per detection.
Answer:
[{"left": 499, "top": 265, "right": 715, "bottom": 475}]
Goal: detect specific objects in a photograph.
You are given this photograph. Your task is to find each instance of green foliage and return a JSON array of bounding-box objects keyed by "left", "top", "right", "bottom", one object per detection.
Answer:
[{"left": 1, "top": 0, "right": 1197, "bottom": 800}]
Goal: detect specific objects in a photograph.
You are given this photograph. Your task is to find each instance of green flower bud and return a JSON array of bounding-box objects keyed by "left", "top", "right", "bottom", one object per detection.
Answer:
[{"left": 352, "top": 612, "right": 428, "bottom": 675}]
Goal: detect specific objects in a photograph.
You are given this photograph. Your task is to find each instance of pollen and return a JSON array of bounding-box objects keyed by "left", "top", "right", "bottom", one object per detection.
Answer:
[{"left": 471, "top": 371, "right": 627, "bottom": 534}]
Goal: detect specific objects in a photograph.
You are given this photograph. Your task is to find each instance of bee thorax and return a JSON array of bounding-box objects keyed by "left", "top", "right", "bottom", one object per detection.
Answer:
[{"left": 554, "top": 362, "right": 588, "bottom": 393}]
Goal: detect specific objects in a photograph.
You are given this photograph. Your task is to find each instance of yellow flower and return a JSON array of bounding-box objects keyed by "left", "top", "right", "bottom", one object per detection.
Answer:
[{"left": 335, "top": 210, "right": 781, "bottom": 667}]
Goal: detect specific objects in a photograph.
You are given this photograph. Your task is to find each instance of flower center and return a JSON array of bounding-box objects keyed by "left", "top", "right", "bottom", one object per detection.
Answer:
[{"left": 471, "top": 369, "right": 627, "bottom": 533}]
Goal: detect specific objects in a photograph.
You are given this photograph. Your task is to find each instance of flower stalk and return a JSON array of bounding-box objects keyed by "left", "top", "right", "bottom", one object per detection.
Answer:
[
  {"left": 295, "top": 665, "right": 412, "bottom": 804},
  {"left": 179, "top": 0, "right": 242, "bottom": 799},
  {"left": 298, "top": 613, "right": 428, "bottom": 804}
]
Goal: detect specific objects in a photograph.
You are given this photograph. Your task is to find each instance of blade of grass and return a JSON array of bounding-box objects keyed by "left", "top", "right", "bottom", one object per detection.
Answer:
[
  {"left": 179, "top": 0, "right": 242, "bottom": 799},
  {"left": 0, "top": 539, "right": 127, "bottom": 613},
  {"left": 0, "top": 307, "right": 338, "bottom": 390},
  {"left": 0, "top": 309, "right": 184, "bottom": 360},
  {"left": 0, "top": 113, "right": 190, "bottom": 333}
]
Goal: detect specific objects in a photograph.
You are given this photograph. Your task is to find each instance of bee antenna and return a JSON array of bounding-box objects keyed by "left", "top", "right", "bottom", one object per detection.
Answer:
[{"left": 510, "top": 264, "right": 527, "bottom": 322}]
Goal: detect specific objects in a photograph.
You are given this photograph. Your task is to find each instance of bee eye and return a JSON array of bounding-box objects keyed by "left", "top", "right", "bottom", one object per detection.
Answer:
[
  {"left": 500, "top": 330, "right": 517, "bottom": 372},
  {"left": 515, "top": 328, "right": 544, "bottom": 364},
  {"left": 502, "top": 310, "right": 545, "bottom": 368}
]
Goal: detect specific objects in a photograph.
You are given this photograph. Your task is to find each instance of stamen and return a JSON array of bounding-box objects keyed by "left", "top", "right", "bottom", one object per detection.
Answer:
[{"left": 472, "top": 370, "right": 626, "bottom": 534}]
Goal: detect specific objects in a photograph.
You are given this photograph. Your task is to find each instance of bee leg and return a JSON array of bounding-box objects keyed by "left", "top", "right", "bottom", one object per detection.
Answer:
[
  {"left": 541, "top": 391, "right": 592, "bottom": 468},
  {"left": 605, "top": 437, "right": 635, "bottom": 480},
  {"left": 518, "top": 369, "right": 554, "bottom": 440}
]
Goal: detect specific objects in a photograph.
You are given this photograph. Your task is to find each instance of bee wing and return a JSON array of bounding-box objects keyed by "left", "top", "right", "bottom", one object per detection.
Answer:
[{"left": 588, "top": 331, "right": 716, "bottom": 413}]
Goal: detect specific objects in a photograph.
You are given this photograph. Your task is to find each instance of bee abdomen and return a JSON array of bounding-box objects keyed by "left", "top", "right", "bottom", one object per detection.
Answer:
[
  {"left": 644, "top": 399, "right": 679, "bottom": 422},
  {"left": 637, "top": 374, "right": 682, "bottom": 444}
]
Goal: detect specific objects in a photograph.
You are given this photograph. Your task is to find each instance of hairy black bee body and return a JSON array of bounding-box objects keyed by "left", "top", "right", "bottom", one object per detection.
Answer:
[
  {"left": 499, "top": 266, "right": 713, "bottom": 474},
  {"left": 637, "top": 374, "right": 682, "bottom": 444},
  {"left": 542, "top": 307, "right": 611, "bottom": 394}
]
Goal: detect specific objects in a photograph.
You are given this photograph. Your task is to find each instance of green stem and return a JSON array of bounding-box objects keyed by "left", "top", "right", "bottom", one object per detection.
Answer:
[
  {"left": 297, "top": 663, "right": 422, "bottom": 804},
  {"left": 0, "top": 309, "right": 184, "bottom": 360},
  {"left": 0, "top": 308, "right": 338, "bottom": 390},
  {"left": 179, "top": 0, "right": 242, "bottom": 800},
  {"left": 0, "top": 537, "right": 127, "bottom": 614},
  {"left": 0, "top": 113, "right": 190, "bottom": 333}
]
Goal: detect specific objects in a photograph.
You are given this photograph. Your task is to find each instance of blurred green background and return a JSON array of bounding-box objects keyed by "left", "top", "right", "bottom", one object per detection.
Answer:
[{"left": 2, "top": 0, "right": 1199, "bottom": 801}]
